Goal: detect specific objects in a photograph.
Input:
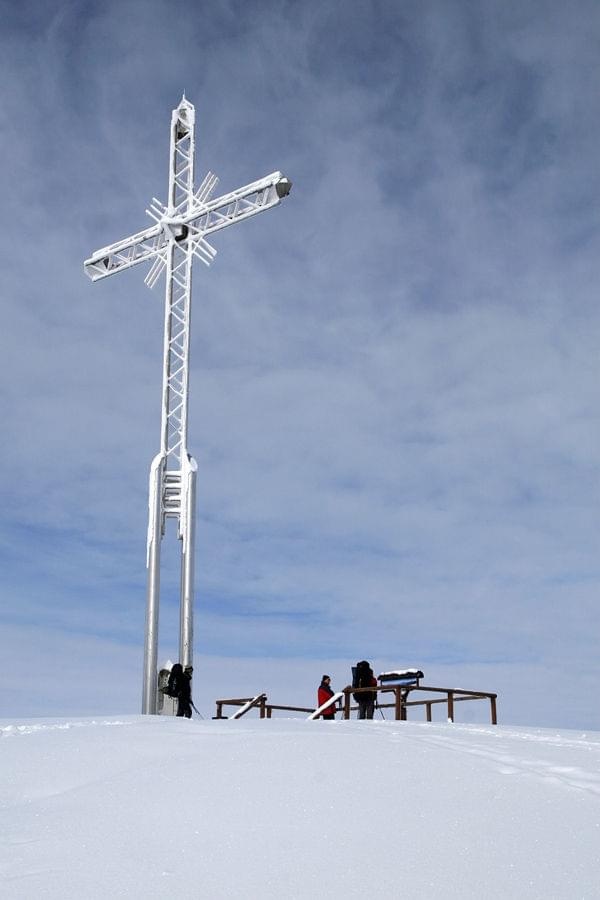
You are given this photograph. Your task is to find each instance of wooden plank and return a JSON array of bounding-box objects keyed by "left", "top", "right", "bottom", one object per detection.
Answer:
[
  {"left": 417, "top": 685, "right": 496, "bottom": 698},
  {"left": 215, "top": 699, "right": 253, "bottom": 705}
]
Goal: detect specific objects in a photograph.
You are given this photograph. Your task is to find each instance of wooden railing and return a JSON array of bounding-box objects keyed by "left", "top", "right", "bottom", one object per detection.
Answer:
[
  {"left": 346, "top": 684, "right": 497, "bottom": 724},
  {"left": 214, "top": 683, "right": 497, "bottom": 724}
]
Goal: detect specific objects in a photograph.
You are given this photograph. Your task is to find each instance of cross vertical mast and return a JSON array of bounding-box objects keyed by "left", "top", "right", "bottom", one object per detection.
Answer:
[
  {"left": 84, "top": 97, "right": 291, "bottom": 715},
  {"left": 163, "top": 96, "right": 195, "bottom": 472},
  {"left": 144, "top": 97, "right": 198, "bottom": 715}
]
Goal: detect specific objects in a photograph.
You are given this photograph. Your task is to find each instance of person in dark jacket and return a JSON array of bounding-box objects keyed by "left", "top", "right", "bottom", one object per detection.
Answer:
[
  {"left": 317, "top": 675, "right": 336, "bottom": 720},
  {"left": 354, "top": 661, "right": 377, "bottom": 719},
  {"left": 176, "top": 665, "right": 193, "bottom": 718}
]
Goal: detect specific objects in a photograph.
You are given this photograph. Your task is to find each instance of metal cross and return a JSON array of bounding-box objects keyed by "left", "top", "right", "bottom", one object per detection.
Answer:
[{"left": 84, "top": 96, "right": 291, "bottom": 713}]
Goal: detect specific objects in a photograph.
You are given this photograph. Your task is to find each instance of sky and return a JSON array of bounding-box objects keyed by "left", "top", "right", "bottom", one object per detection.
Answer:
[{"left": 1, "top": 0, "right": 600, "bottom": 727}]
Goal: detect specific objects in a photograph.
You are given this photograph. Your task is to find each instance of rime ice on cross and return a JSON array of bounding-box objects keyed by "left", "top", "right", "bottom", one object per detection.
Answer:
[{"left": 84, "top": 96, "right": 292, "bottom": 714}]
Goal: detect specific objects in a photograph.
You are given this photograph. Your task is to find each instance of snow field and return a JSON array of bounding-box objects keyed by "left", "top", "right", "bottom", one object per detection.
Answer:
[{"left": 1, "top": 716, "right": 600, "bottom": 898}]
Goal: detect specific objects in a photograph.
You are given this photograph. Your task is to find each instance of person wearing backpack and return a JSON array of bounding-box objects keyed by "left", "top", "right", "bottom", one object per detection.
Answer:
[
  {"left": 176, "top": 665, "right": 193, "bottom": 718},
  {"left": 317, "top": 675, "right": 336, "bottom": 720},
  {"left": 353, "top": 660, "right": 377, "bottom": 719}
]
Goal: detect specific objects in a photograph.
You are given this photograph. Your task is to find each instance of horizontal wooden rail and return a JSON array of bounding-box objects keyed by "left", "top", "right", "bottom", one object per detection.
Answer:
[
  {"left": 215, "top": 697, "right": 255, "bottom": 705},
  {"left": 265, "top": 705, "right": 315, "bottom": 718},
  {"left": 406, "top": 685, "right": 497, "bottom": 698}
]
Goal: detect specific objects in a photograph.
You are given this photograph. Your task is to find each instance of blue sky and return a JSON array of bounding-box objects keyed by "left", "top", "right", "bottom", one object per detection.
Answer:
[{"left": 2, "top": 0, "right": 600, "bottom": 726}]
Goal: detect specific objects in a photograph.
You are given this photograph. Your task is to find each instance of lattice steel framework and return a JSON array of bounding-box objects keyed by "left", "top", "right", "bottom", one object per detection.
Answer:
[{"left": 84, "top": 96, "right": 291, "bottom": 714}]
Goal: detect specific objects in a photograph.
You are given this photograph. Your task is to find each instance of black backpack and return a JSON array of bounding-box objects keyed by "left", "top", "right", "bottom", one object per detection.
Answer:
[
  {"left": 167, "top": 663, "right": 183, "bottom": 698},
  {"left": 352, "top": 660, "right": 373, "bottom": 701}
]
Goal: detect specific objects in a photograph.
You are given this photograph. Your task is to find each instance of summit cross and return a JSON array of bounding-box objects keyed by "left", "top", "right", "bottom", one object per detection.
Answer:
[{"left": 84, "top": 96, "right": 291, "bottom": 714}]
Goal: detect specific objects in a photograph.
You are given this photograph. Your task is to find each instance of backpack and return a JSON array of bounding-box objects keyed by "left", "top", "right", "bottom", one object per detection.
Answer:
[
  {"left": 167, "top": 663, "right": 183, "bottom": 698},
  {"left": 352, "top": 660, "right": 373, "bottom": 701}
]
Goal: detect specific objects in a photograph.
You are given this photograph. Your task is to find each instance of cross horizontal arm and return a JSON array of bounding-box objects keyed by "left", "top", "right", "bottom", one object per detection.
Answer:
[
  {"left": 84, "top": 223, "right": 165, "bottom": 282},
  {"left": 84, "top": 171, "right": 291, "bottom": 282}
]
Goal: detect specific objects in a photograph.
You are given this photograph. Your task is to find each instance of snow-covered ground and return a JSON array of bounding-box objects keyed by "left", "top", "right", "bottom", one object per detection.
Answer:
[{"left": 1, "top": 716, "right": 600, "bottom": 899}]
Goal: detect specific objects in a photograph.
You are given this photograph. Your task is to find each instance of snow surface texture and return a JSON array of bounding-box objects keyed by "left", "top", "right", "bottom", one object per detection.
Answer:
[{"left": 1, "top": 716, "right": 600, "bottom": 899}]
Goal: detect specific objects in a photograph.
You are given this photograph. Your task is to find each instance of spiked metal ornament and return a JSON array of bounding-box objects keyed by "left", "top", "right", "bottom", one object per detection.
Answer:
[{"left": 84, "top": 97, "right": 291, "bottom": 714}]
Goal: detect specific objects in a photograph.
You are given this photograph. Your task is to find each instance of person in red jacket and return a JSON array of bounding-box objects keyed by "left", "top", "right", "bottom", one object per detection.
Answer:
[{"left": 318, "top": 675, "right": 336, "bottom": 720}]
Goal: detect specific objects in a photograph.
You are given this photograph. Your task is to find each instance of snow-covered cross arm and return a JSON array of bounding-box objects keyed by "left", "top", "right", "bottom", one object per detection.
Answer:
[{"left": 84, "top": 171, "right": 291, "bottom": 283}]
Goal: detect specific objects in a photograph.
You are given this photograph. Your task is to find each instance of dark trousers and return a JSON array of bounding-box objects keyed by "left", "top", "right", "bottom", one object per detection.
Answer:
[
  {"left": 358, "top": 698, "right": 375, "bottom": 719},
  {"left": 322, "top": 713, "right": 335, "bottom": 720},
  {"left": 177, "top": 699, "right": 192, "bottom": 718}
]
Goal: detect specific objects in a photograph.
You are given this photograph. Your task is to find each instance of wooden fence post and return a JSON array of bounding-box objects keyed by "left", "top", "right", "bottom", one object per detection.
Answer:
[
  {"left": 447, "top": 691, "right": 454, "bottom": 722},
  {"left": 490, "top": 695, "right": 497, "bottom": 725},
  {"left": 344, "top": 688, "right": 351, "bottom": 720},
  {"left": 401, "top": 690, "right": 407, "bottom": 721},
  {"left": 395, "top": 687, "right": 402, "bottom": 720},
  {"left": 426, "top": 702, "right": 432, "bottom": 722}
]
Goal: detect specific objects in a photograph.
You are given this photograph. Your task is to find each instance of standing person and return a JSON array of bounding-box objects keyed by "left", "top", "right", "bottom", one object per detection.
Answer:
[
  {"left": 353, "top": 660, "right": 377, "bottom": 720},
  {"left": 317, "top": 675, "right": 336, "bottom": 720},
  {"left": 176, "top": 665, "right": 193, "bottom": 718}
]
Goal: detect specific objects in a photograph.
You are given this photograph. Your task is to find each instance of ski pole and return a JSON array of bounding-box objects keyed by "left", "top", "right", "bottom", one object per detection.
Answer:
[{"left": 190, "top": 700, "right": 204, "bottom": 719}]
